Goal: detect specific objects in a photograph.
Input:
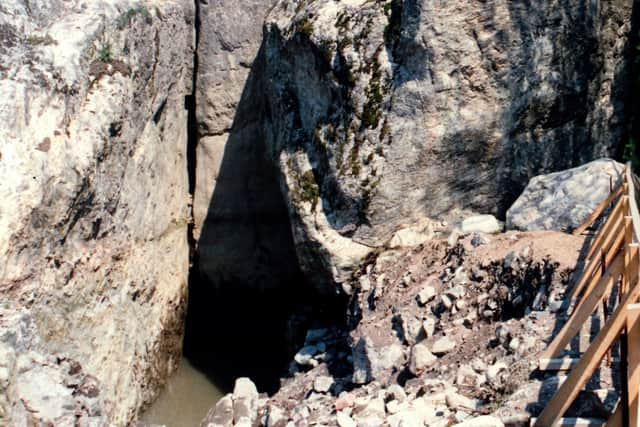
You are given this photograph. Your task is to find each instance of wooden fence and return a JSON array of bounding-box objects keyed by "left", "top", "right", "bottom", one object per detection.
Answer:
[{"left": 532, "top": 162, "right": 640, "bottom": 426}]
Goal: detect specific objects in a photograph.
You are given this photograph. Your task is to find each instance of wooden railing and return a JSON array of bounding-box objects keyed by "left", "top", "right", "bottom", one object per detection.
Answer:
[{"left": 533, "top": 162, "right": 640, "bottom": 426}]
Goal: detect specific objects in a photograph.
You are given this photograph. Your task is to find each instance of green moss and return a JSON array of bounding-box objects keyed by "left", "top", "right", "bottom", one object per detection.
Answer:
[
  {"left": 98, "top": 42, "right": 113, "bottom": 63},
  {"left": 300, "top": 170, "right": 320, "bottom": 212},
  {"left": 26, "top": 34, "right": 56, "bottom": 46},
  {"left": 364, "top": 152, "right": 375, "bottom": 165},
  {"left": 117, "top": 7, "right": 152, "bottom": 30},
  {"left": 380, "top": 118, "right": 391, "bottom": 142},
  {"left": 349, "top": 138, "right": 362, "bottom": 176},
  {"left": 297, "top": 17, "right": 314, "bottom": 37},
  {"left": 361, "top": 56, "right": 386, "bottom": 129}
]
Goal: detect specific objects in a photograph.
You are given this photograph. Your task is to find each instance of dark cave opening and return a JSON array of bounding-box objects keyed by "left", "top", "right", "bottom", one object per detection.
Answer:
[
  {"left": 182, "top": 261, "right": 350, "bottom": 395},
  {"left": 178, "top": 0, "right": 352, "bottom": 399}
]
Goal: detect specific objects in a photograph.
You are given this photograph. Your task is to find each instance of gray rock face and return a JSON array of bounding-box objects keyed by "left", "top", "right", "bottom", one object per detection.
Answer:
[
  {"left": 194, "top": 0, "right": 302, "bottom": 291},
  {"left": 259, "top": 0, "right": 634, "bottom": 289},
  {"left": 0, "top": 0, "right": 194, "bottom": 424},
  {"left": 506, "top": 159, "right": 625, "bottom": 231}
]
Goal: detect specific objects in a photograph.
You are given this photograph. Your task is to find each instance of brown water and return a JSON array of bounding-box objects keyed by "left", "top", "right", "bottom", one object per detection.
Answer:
[{"left": 141, "top": 358, "right": 224, "bottom": 427}]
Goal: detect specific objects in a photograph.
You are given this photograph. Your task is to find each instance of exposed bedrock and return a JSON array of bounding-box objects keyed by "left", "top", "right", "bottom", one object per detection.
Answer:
[
  {"left": 257, "top": 0, "right": 635, "bottom": 291},
  {"left": 0, "top": 0, "right": 195, "bottom": 424},
  {"left": 193, "top": 0, "right": 303, "bottom": 292}
]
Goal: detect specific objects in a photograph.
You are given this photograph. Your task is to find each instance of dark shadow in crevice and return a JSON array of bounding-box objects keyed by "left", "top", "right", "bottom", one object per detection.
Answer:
[{"left": 184, "top": 25, "right": 350, "bottom": 393}]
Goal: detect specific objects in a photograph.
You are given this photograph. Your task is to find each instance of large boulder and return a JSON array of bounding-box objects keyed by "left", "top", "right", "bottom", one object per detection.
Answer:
[
  {"left": 506, "top": 159, "right": 625, "bottom": 231},
  {"left": 0, "top": 0, "right": 194, "bottom": 424},
  {"left": 259, "top": 0, "right": 634, "bottom": 290}
]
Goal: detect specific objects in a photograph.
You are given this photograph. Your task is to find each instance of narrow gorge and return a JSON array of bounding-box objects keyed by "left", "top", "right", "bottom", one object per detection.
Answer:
[{"left": 0, "top": 0, "right": 638, "bottom": 426}]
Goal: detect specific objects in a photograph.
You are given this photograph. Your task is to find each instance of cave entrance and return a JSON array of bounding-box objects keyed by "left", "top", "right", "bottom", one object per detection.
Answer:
[{"left": 181, "top": 264, "right": 312, "bottom": 395}]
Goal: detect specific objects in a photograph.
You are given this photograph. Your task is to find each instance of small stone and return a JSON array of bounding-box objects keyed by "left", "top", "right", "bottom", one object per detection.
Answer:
[
  {"left": 409, "top": 343, "right": 438, "bottom": 375},
  {"left": 354, "top": 398, "right": 386, "bottom": 427},
  {"left": 441, "top": 295, "right": 453, "bottom": 310},
  {"left": 508, "top": 338, "right": 520, "bottom": 353},
  {"left": 234, "top": 377, "right": 258, "bottom": 401},
  {"left": 233, "top": 397, "right": 253, "bottom": 422},
  {"left": 0, "top": 367, "right": 9, "bottom": 388},
  {"left": 453, "top": 415, "right": 505, "bottom": 427},
  {"left": 456, "top": 365, "right": 484, "bottom": 388},
  {"left": 445, "top": 391, "right": 480, "bottom": 412},
  {"left": 522, "top": 335, "right": 537, "bottom": 351},
  {"left": 359, "top": 275, "right": 372, "bottom": 291},
  {"left": 548, "top": 300, "right": 563, "bottom": 312},
  {"left": 207, "top": 394, "right": 234, "bottom": 426},
  {"left": 471, "top": 359, "right": 487, "bottom": 373},
  {"left": 503, "top": 251, "right": 517, "bottom": 269},
  {"left": 337, "top": 411, "right": 357, "bottom": 427},
  {"left": 495, "top": 325, "right": 510, "bottom": 346},
  {"left": 313, "top": 376, "right": 334, "bottom": 393},
  {"left": 386, "top": 384, "right": 407, "bottom": 403},
  {"left": 386, "top": 399, "right": 401, "bottom": 414},
  {"left": 471, "top": 233, "right": 489, "bottom": 247},
  {"left": 396, "top": 311, "right": 423, "bottom": 345},
  {"left": 417, "top": 286, "right": 437, "bottom": 305},
  {"left": 266, "top": 405, "right": 285, "bottom": 427},
  {"left": 335, "top": 392, "right": 356, "bottom": 411},
  {"left": 448, "top": 230, "right": 461, "bottom": 246},
  {"left": 422, "top": 318, "right": 436, "bottom": 338},
  {"left": 452, "top": 268, "right": 469, "bottom": 286},
  {"left": 461, "top": 215, "right": 502, "bottom": 234},
  {"left": 447, "top": 285, "right": 466, "bottom": 299},
  {"left": 235, "top": 417, "right": 252, "bottom": 427},
  {"left": 486, "top": 362, "right": 508, "bottom": 385},
  {"left": 294, "top": 345, "right": 319, "bottom": 366},
  {"left": 431, "top": 337, "right": 456, "bottom": 356}
]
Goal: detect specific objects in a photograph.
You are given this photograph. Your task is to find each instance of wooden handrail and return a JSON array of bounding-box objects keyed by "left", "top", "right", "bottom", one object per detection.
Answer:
[{"left": 533, "top": 162, "right": 640, "bottom": 426}]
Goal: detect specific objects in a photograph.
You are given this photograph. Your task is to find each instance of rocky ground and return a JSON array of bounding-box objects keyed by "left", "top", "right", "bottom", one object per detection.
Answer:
[{"left": 201, "top": 226, "right": 626, "bottom": 426}]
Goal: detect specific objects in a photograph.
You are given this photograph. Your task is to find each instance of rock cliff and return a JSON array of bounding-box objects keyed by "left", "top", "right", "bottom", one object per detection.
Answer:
[
  {"left": 0, "top": 0, "right": 194, "bottom": 424},
  {"left": 194, "top": 0, "right": 303, "bottom": 291},
  {"left": 259, "top": 0, "right": 635, "bottom": 290}
]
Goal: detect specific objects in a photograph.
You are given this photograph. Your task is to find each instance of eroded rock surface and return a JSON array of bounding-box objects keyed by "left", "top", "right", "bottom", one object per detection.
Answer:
[
  {"left": 506, "top": 159, "right": 625, "bottom": 232},
  {"left": 194, "top": 0, "right": 302, "bottom": 291},
  {"left": 0, "top": 0, "right": 194, "bottom": 424},
  {"left": 259, "top": 0, "right": 634, "bottom": 289}
]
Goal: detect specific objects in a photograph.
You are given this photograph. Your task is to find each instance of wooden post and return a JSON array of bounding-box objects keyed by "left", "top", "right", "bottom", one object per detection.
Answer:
[
  {"left": 627, "top": 246, "right": 640, "bottom": 427},
  {"left": 587, "top": 198, "right": 627, "bottom": 260},
  {"left": 624, "top": 218, "right": 634, "bottom": 298},
  {"left": 574, "top": 184, "right": 625, "bottom": 236},
  {"left": 586, "top": 196, "right": 626, "bottom": 259},
  {"left": 570, "top": 227, "right": 625, "bottom": 306}
]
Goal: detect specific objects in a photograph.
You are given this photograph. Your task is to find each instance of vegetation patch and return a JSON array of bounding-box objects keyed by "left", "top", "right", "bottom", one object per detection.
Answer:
[
  {"left": 300, "top": 169, "right": 320, "bottom": 212},
  {"left": 89, "top": 59, "right": 131, "bottom": 80},
  {"left": 361, "top": 57, "right": 385, "bottom": 129},
  {"left": 297, "top": 16, "right": 314, "bottom": 37},
  {"left": 98, "top": 42, "right": 113, "bottom": 63},
  {"left": 117, "top": 7, "right": 152, "bottom": 30},
  {"left": 26, "top": 34, "right": 56, "bottom": 46}
]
